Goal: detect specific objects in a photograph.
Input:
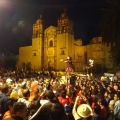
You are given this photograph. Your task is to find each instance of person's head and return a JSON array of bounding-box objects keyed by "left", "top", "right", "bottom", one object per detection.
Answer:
[
  {"left": 114, "top": 93, "right": 120, "bottom": 102},
  {"left": 108, "top": 100, "right": 115, "bottom": 111},
  {"left": 82, "top": 85, "right": 86, "bottom": 90},
  {"left": 60, "top": 90, "right": 66, "bottom": 98},
  {"left": 67, "top": 56, "right": 71, "bottom": 60},
  {"left": 113, "top": 85, "right": 118, "bottom": 91},
  {"left": 97, "top": 98, "right": 105, "bottom": 106},
  {"left": 43, "top": 90, "right": 54, "bottom": 101},
  {"left": 91, "top": 85, "right": 94, "bottom": 90},
  {"left": 77, "top": 104, "right": 93, "bottom": 118},
  {"left": 1, "top": 84, "right": 9, "bottom": 94},
  {"left": 22, "top": 89, "right": 30, "bottom": 98},
  {"left": 108, "top": 93, "right": 114, "bottom": 99},
  {"left": 93, "top": 104, "right": 101, "bottom": 115},
  {"left": 107, "top": 86, "right": 111, "bottom": 91},
  {"left": 110, "top": 81, "right": 113, "bottom": 85},
  {"left": 30, "top": 101, "right": 41, "bottom": 111},
  {"left": 7, "top": 98, "right": 17, "bottom": 113},
  {"left": 13, "top": 102, "right": 27, "bottom": 118},
  {"left": 104, "top": 91, "right": 108, "bottom": 98},
  {"left": 50, "top": 103, "right": 65, "bottom": 120}
]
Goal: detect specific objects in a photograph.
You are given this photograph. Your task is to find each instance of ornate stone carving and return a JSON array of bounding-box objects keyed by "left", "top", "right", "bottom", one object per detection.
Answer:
[
  {"left": 94, "top": 47, "right": 103, "bottom": 59},
  {"left": 46, "top": 28, "right": 56, "bottom": 38},
  {"left": 47, "top": 48, "right": 54, "bottom": 56}
]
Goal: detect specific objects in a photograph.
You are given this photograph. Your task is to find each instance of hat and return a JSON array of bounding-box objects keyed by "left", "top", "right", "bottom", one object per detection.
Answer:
[
  {"left": 6, "top": 78, "right": 12, "bottom": 83},
  {"left": 77, "top": 104, "right": 93, "bottom": 118},
  {"left": 109, "top": 100, "right": 115, "bottom": 105}
]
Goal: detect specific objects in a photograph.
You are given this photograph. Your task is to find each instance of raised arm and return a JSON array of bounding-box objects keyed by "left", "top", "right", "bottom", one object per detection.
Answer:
[{"left": 72, "top": 96, "right": 81, "bottom": 120}]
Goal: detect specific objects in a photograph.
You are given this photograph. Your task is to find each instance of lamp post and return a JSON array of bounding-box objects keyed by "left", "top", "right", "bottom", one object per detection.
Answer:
[{"left": 86, "top": 66, "right": 90, "bottom": 74}]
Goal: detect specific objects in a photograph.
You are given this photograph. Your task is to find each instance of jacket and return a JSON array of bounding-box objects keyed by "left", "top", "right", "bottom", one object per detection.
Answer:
[{"left": 0, "top": 93, "right": 9, "bottom": 118}]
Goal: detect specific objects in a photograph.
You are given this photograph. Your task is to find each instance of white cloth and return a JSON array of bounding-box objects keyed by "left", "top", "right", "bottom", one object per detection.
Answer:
[
  {"left": 6, "top": 78, "right": 12, "bottom": 83},
  {"left": 40, "top": 99, "right": 49, "bottom": 106},
  {"left": 18, "top": 98, "right": 31, "bottom": 108},
  {"left": 114, "top": 100, "right": 120, "bottom": 119}
]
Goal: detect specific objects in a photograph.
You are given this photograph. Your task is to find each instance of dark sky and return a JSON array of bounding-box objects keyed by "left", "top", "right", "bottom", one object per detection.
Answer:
[{"left": 0, "top": 0, "right": 104, "bottom": 54}]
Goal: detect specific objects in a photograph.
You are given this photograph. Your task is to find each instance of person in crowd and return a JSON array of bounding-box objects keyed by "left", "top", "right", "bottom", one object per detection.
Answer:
[
  {"left": 113, "top": 85, "right": 119, "bottom": 94},
  {"left": 18, "top": 89, "right": 31, "bottom": 108},
  {"left": 93, "top": 104, "right": 106, "bottom": 120},
  {"left": 107, "top": 100, "right": 115, "bottom": 120},
  {"left": 30, "top": 90, "right": 67, "bottom": 120},
  {"left": 64, "top": 56, "right": 75, "bottom": 76},
  {"left": 0, "top": 84, "right": 9, "bottom": 120},
  {"left": 39, "top": 90, "right": 54, "bottom": 106},
  {"left": 97, "top": 98, "right": 107, "bottom": 118},
  {"left": 30, "top": 102, "right": 66, "bottom": 120},
  {"left": 5, "top": 102, "right": 27, "bottom": 120},
  {"left": 10, "top": 90, "right": 19, "bottom": 99},
  {"left": 2, "top": 98, "right": 17, "bottom": 120},
  {"left": 113, "top": 93, "right": 120, "bottom": 120},
  {"left": 72, "top": 95, "right": 93, "bottom": 120},
  {"left": 32, "top": 88, "right": 40, "bottom": 103},
  {"left": 18, "top": 82, "right": 26, "bottom": 98},
  {"left": 58, "top": 90, "right": 69, "bottom": 106}
]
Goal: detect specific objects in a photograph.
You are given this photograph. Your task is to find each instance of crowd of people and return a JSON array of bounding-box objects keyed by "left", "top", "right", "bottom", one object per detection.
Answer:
[{"left": 0, "top": 69, "right": 119, "bottom": 120}]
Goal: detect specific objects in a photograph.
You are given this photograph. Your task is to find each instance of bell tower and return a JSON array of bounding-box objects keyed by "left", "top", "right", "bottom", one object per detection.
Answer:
[
  {"left": 32, "top": 15, "right": 43, "bottom": 70},
  {"left": 57, "top": 8, "right": 73, "bottom": 34},
  {"left": 56, "top": 9, "right": 75, "bottom": 70}
]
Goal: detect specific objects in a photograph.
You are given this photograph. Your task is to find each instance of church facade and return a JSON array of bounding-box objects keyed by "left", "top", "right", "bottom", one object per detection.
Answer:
[{"left": 17, "top": 10, "right": 112, "bottom": 73}]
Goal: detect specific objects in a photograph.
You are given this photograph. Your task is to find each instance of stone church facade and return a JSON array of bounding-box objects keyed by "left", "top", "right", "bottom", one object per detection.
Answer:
[{"left": 17, "top": 10, "right": 112, "bottom": 73}]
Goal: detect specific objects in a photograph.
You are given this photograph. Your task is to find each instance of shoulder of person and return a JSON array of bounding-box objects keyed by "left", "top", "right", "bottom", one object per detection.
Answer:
[
  {"left": 4, "top": 117, "right": 14, "bottom": 120},
  {"left": 114, "top": 100, "right": 120, "bottom": 106}
]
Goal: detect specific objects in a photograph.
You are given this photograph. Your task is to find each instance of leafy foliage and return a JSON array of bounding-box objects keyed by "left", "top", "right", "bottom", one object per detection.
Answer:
[
  {"left": 98, "top": 0, "right": 120, "bottom": 45},
  {"left": 109, "top": 46, "right": 120, "bottom": 71}
]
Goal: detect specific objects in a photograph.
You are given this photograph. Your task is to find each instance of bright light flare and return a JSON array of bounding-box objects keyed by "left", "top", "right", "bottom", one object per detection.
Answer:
[
  {"left": 12, "top": 27, "right": 19, "bottom": 33},
  {"left": 0, "top": 18, "right": 1, "bottom": 26},
  {"left": 0, "top": 0, "right": 11, "bottom": 10},
  {"left": 18, "top": 21, "right": 25, "bottom": 28}
]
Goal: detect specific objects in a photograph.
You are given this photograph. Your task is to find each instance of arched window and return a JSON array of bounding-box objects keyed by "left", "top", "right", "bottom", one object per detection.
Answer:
[
  {"left": 61, "top": 50, "right": 65, "bottom": 55},
  {"left": 34, "top": 53, "right": 36, "bottom": 56},
  {"left": 49, "top": 40, "right": 53, "bottom": 47}
]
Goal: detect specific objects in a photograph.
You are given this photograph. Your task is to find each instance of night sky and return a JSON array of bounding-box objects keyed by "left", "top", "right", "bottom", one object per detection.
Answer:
[{"left": 0, "top": 0, "right": 104, "bottom": 54}]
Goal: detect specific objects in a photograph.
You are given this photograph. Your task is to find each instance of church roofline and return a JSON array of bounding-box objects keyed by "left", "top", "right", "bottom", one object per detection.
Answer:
[{"left": 44, "top": 26, "right": 57, "bottom": 32}]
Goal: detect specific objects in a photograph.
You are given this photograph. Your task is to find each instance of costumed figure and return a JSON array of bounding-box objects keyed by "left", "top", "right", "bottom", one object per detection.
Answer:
[{"left": 64, "top": 56, "right": 75, "bottom": 76}]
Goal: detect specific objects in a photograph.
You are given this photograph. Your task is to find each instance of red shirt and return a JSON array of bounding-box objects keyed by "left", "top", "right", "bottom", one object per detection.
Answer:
[
  {"left": 100, "top": 105, "right": 107, "bottom": 117},
  {"left": 58, "top": 96, "right": 69, "bottom": 106}
]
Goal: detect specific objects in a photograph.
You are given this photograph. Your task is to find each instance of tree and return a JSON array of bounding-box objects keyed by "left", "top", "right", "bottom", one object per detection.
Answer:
[
  {"left": 98, "top": 0, "right": 120, "bottom": 45},
  {"left": 109, "top": 46, "right": 120, "bottom": 71},
  {"left": 98, "top": 0, "right": 120, "bottom": 72}
]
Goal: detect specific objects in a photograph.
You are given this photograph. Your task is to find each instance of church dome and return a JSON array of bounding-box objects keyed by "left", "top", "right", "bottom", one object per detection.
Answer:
[
  {"left": 61, "top": 13, "right": 67, "bottom": 18},
  {"left": 60, "top": 9, "right": 68, "bottom": 19},
  {"left": 36, "top": 19, "right": 42, "bottom": 24},
  {"left": 36, "top": 15, "right": 42, "bottom": 24}
]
